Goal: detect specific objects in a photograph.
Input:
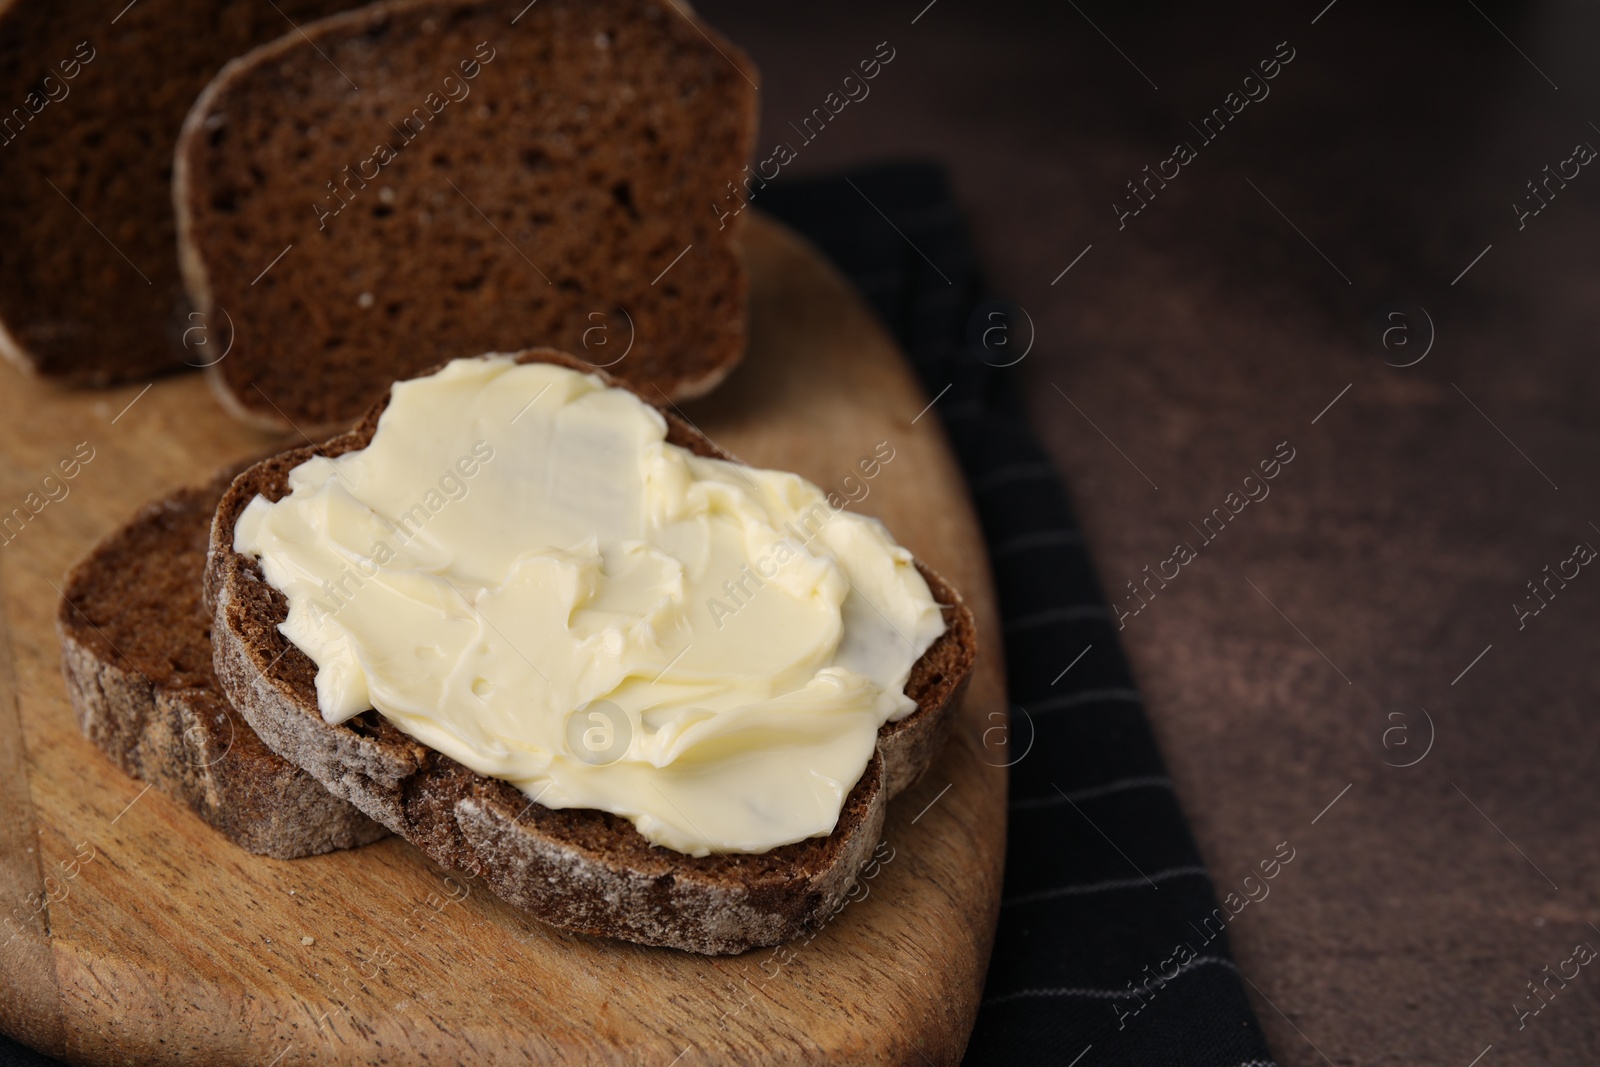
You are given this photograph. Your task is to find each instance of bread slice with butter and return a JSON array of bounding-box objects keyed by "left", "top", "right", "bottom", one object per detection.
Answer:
[
  {"left": 206, "top": 349, "right": 976, "bottom": 954},
  {"left": 57, "top": 467, "right": 386, "bottom": 859},
  {"left": 173, "top": 0, "right": 758, "bottom": 432}
]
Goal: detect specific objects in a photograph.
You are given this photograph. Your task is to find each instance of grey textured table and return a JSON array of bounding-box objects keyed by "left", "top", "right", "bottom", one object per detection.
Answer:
[{"left": 696, "top": 1, "right": 1600, "bottom": 1064}]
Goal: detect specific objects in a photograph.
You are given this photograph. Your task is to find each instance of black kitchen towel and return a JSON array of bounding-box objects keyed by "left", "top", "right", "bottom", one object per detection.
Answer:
[{"left": 758, "top": 162, "right": 1279, "bottom": 1067}]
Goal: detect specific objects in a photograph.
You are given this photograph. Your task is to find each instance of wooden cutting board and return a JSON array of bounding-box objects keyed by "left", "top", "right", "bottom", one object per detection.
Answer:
[{"left": 0, "top": 214, "right": 1007, "bottom": 1065}]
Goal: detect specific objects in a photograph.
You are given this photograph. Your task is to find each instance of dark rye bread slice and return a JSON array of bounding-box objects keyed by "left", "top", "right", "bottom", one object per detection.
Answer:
[
  {"left": 207, "top": 349, "right": 977, "bottom": 954},
  {"left": 174, "top": 0, "right": 759, "bottom": 432},
  {"left": 57, "top": 466, "right": 386, "bottom": 859},
  {"left": 0, "top": 0, "right": 364, "bottom": 384}
]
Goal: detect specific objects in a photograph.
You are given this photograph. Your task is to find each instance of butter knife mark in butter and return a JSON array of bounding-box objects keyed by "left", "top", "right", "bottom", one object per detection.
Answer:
[{"left": 234, "top": 356, "right": 945, "bottom": 855}]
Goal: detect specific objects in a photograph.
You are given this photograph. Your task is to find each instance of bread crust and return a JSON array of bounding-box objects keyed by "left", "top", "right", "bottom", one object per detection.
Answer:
[
  {"left": 58, "top": 471, "right": 386, "bottom": 859},
  {"left": 208, "top": 349, "right": 976, "bottom": 953}
]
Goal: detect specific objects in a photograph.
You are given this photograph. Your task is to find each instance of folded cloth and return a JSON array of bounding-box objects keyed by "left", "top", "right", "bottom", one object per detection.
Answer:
[{"left": 759, "top": 162, "right": 1279, "bottom": 1067}]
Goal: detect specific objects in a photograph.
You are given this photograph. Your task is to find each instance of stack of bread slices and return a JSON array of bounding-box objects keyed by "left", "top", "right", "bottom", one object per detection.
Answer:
[{"left": 26, "top": 0, "right": 978, "bottom": 953}]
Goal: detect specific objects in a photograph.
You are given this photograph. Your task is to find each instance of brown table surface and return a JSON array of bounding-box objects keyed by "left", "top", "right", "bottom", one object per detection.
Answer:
[{"left": 697, "top": 1, "right": 1600, "bottom": 1064}]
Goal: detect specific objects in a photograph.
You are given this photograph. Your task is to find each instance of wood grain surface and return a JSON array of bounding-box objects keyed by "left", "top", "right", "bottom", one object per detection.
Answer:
[{"left": 0, "top": 213, "right": 1007, "bottom": 1065}]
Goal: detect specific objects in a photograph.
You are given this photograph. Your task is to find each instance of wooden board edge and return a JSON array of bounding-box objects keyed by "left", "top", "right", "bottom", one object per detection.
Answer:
[{"left": 0, "top": 560, "right": 68, "bottom": 1058}]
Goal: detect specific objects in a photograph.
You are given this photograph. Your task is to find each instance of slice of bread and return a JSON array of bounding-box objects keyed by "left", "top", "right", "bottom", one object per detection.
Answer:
[
  {"left": 174, "top": 0, "right": 759, "bottom": 432},
  {"left": 207, "top": 349, "right": 977, "bottom": 954},
  {"left": 58, "top": 466, "right": 386, "bottom": 859},
  {"left": 0, "top": 0, "right": 363, "bottom": 385}
]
